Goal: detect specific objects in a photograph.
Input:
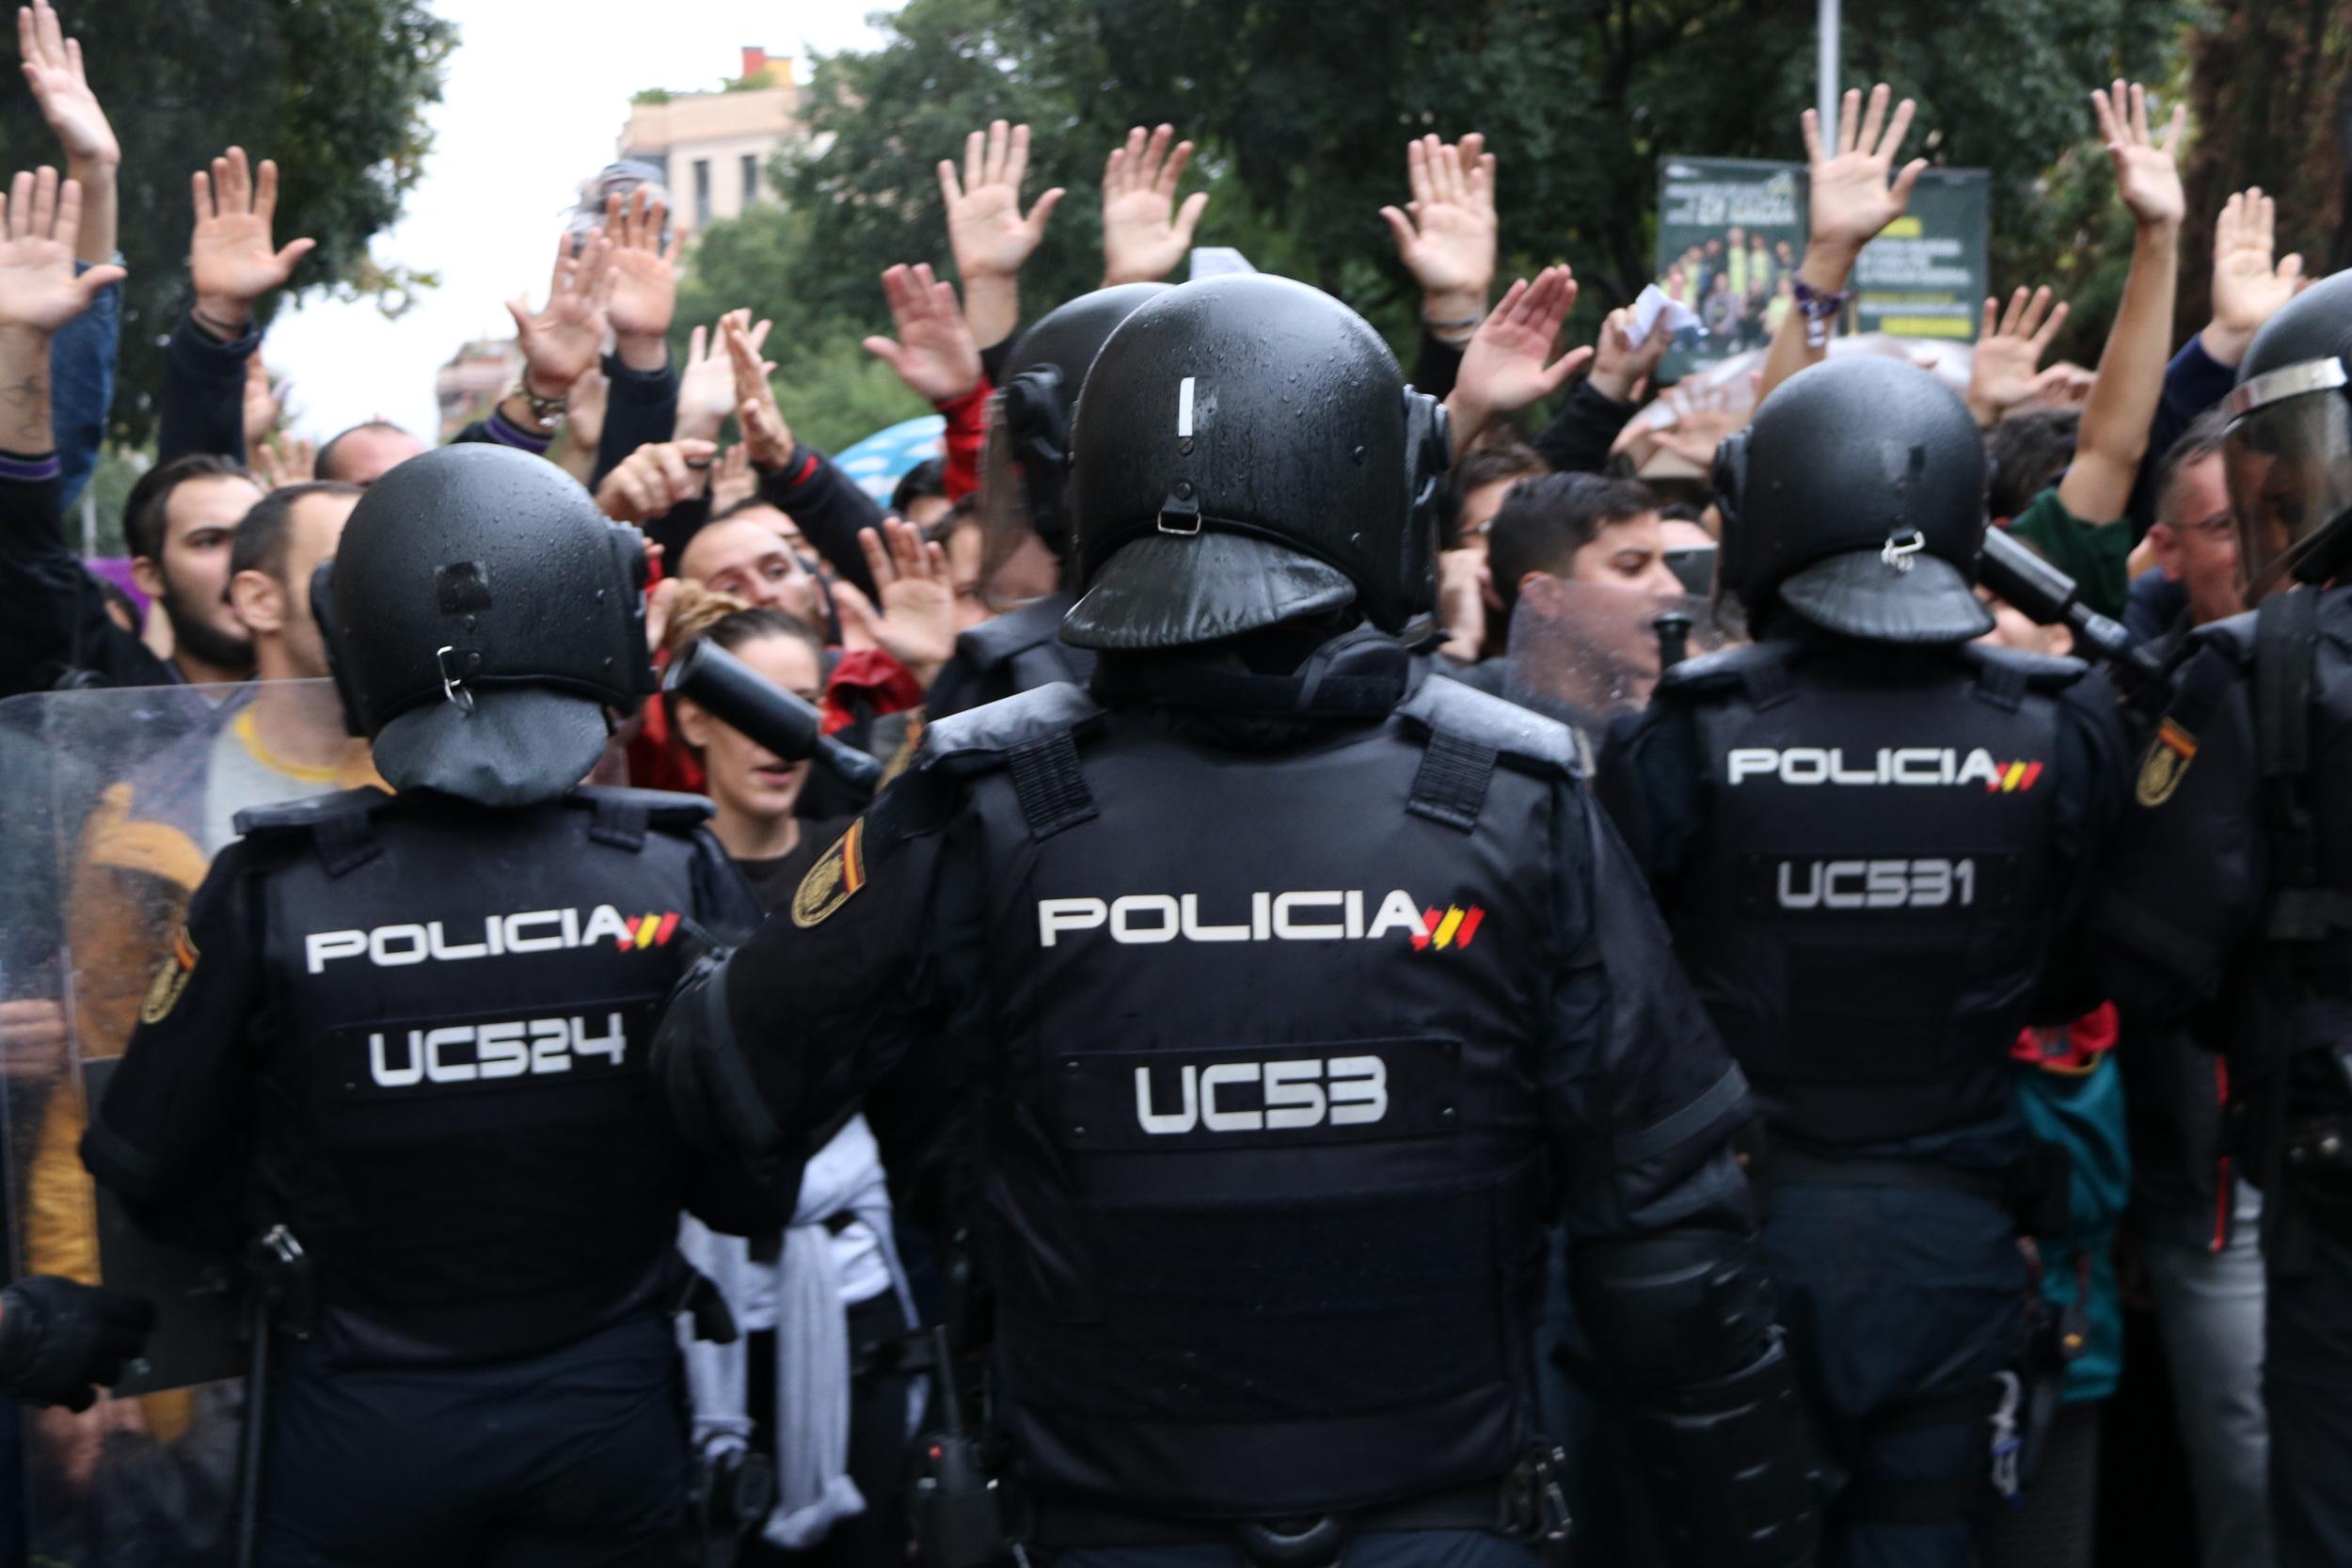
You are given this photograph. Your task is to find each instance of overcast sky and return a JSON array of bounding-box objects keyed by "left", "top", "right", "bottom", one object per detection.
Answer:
[{"left": 265, "top": 0, "right": 900, "bottom": 444}]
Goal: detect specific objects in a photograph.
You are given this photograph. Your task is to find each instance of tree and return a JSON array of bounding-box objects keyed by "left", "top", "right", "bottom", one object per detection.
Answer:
[{"left": 0, "top": 0, "right": 455, "bottom": 446}]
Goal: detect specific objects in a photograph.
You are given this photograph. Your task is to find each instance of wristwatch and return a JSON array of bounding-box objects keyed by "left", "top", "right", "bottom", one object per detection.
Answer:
[
  {"left": 1792, "top": 280, "right": 1851, "bottom": 350},
  {"left": 512, "top": 379, "right": 569, "bottom": 426}
]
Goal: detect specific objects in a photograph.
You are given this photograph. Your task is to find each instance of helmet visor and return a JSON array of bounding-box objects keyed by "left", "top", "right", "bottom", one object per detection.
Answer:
[{"left": 2225, "top": 359, "right": 2352, "bottom": 596}]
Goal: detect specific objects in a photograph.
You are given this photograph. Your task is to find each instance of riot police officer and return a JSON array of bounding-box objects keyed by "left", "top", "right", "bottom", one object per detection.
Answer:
[
  {"left": 656, "top": 275, "right": 1819, "bottom": 1568},
  {"left": 79, "top": 445, "right": 782, "bottom": 1567},
  {"left": 1596, "top": 356, "right": 2132, "bottom": 1568},
  {"left": 926, "top": 283, "right": 1167, "bottom": 720},
  {"left": 2092, "top": 269, "right": 2352, "bottom": 1568}
]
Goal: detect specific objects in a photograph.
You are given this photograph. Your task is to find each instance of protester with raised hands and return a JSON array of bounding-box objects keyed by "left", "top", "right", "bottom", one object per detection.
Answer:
[
  {"left": 1100, "top": 123, "right": 1208, "bottom": 286},
  {"left": 18, "top": 0, "right": 119, "bottom": 507},
  {"left": 941, "top": 119, "right": 1063, "bottom": 358},
  {"left": 1534, "top": 301, "right": 1675, "bottom": 475},
  {"left": 159, "top": 145, "right": 316, "bottom": 464},
  {"left": 1445, "top": 264, "right": 1592, "bottom": 456},
  {"left": 1756, "top": 83, "right": 1927, "bottom": 404},
  {"left": 476, "top": 228, "right": 612, "bottom": 453},
  {"left": 722, "top": 308, "right": 890, "bottom": 602},
  {"left": 2001, "top": 80, "right": 2185, "bottom": 619},
  {"left": 1379, "top": 131, "right": 1497, "bottom": 399}
]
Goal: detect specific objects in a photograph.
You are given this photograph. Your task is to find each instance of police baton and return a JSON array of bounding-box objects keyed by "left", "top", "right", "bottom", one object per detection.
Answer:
[
  {"left": 663, "top": 639, "right": 882, "bottom": 795},
  {"left": 1977, "top": 527, "right": 2173, "bottom": 715}
]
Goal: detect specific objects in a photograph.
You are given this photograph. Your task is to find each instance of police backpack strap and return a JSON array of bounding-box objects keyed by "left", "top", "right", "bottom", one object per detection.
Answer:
[
  {"left": 1959, "top": 642, "right": 2089, "bottom": 714},
  {"left": 958, "top": 602, "right": 1086, "bottom": 694},
  {"left": 1656, "top": 640, "right": 1801, "bottom": 709},
  {"left": 568, "top": 785, "right": 715, "bottom": 852},
  {"left": 922, "top": 682, "right": 1107, "bottom": 840},
  {"left": 231, "top": 787, "right": 391, "bottom": 878},
  {"left": 2253, "top": 588, "right": 2345, "bottom": 941},
  {"left": 1397, "top": 675, "right": 1580, "bottom": 832}
]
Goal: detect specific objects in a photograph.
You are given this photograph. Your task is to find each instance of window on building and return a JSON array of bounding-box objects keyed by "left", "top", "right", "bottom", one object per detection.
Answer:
[
  {"left": 692, "top": 158, "right": 712, "bottom": 228},
  {"left": 741, "top": 153, "right": 760, "bottom": 207}
]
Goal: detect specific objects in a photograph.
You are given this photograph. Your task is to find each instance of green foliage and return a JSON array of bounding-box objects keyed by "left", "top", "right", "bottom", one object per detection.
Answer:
[
  {"left": 632, "top": 87, "right": 675, "bottom": 105},
  {"left": 0, "top": 0, "right": 455, "bottom": 447},
  {"left": 674, "top": 0, "right": 2207, "bottom": 418}
]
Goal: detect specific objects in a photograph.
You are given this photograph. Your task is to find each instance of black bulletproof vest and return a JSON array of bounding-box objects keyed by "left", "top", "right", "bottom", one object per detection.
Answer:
[
  {"left": 237, "top": 785, "right": 720, "bottom": 1362},
  {"left": 1659, "top": 640, "right": 2074, "bottom": 1147},
  {"left": 926, "top": 593, "right": 1094, "bottom": 721},
  {"left": 922, "top": 674, "right": 1574, "bottom": 1517}
]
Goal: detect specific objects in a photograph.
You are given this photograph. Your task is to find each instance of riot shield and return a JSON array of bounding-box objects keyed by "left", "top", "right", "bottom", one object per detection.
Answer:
[
  {"left": 1502, "top": 580, "right": 1743, "bottom": 759},
  {"left": 0, "top": 678, "right": 369, "bottom": 1567}
]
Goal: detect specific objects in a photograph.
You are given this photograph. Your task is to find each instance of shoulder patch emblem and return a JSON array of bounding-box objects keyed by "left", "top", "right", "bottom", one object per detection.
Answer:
[
  {"left": 2135, "top": 718, "right": 2199, "bottom": 808},
  {"left": 792, "top": 818, "right": 867, "bottom": 928},
  {"left": 139, "top": 925, "right": 200, "bottom": 1025}
]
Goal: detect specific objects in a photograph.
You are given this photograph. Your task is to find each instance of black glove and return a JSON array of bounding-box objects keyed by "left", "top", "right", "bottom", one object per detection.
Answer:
[{"left": 0, "top": 1275, "right": 155, "bottom": 1411}]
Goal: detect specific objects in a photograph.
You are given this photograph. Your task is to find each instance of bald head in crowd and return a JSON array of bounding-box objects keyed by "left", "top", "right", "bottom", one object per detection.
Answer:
[{"left": 315, "top": 421, "right": 428, "bottom": 486}]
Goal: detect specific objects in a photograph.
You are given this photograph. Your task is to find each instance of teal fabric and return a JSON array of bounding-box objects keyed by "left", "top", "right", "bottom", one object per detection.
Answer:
[{"left": 2014, "top": 1052, "right": 2131, "bottom": 1402}]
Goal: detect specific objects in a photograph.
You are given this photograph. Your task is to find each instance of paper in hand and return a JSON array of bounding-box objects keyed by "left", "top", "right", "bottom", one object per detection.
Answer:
[{"left": 1629, "top": 283, "right": 1703, "bottom": 347}]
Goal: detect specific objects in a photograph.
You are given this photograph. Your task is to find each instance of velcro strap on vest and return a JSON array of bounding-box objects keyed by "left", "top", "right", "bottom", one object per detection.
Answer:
[
  {"left": 1972, "top": 657, "right": 2026, "bottom": 713},
  {"left": 312, "top": 810, "right": 380, "bottom": 878},
  {"left": 1007, "top": 730, "right": 1097, "bottom": 839},
  {"left": 1406, "top": 732, "right": 1498, "bottom": 832},
  {"left": 589, "top": 794, "right": 650, "bottom": 851}
]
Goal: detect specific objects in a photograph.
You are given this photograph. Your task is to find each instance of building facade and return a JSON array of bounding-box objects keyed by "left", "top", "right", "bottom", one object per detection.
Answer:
[{"left": 617, "top": 48, "right": 803, "bottom": 228}]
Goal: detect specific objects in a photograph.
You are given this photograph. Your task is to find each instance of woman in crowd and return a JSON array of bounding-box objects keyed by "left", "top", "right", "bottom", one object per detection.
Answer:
[{"left": 664, "top": 589, "right": 923, "bottom": 1566}]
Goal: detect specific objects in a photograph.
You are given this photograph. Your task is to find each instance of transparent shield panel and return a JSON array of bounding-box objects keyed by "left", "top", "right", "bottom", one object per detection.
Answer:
[
  {"left": 0, "top": 679, "right": 368, "bottom": 1565},
  {"left": 1502, "top": 584, "right": 1743, "bottom": 747}
]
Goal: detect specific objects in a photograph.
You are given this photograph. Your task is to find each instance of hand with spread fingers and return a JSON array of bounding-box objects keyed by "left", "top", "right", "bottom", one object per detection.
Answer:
[
  {"left": 834, "top": 517, "right": 957, "bottom": 686},
  {"left": 942, "top": 119, "right": 1063, "bottom": 348},
  {"left": 18, "top": 0, "right": 117, "bottom": 263},
  {"left": 1446, "top": 265, "right": 1591, "bottom": 456},
  {"left": 503, "top": 230, "right": 615, "bottom": 411},
  {"left": 2203, "top": 186, "right": 2305, "bottom": 367},
  {"left": 679, "top": 310, "right": 770, "bottom": 442},
  {"left": 604, "top": 186, "right": 691, "bottom": 371},
  {"left": 1101, "top": 124, "right": 1208, "bottom": 287},
  {"left": 0, "top": 166, "right": 120, "bottom": 334},
  {"left": 189, "top": 147, "right": 315, "bottom": 338},
  {"left": 1965, "top": 286, "right": 2070, "bottom": 428},
  {"left": 1380, "top": 132, "right": 1497, "bottom": 338},
  {"left": 2090, "top": 78, "right": 2185, "bottom": 234},
  {"left": 862, "top": 263, "right": 983, "bottom": 405},
  {"left": 1801, "top": 83, "right": 1929, "bottom": 261}
]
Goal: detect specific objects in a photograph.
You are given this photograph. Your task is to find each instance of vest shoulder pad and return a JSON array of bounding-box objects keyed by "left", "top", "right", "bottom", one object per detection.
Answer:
[
  {"left": 1957, "top": 641, "right": 2090, "bottom": 691},
  {"left": 921, "top": 681, "right": 1104, "bottom": 767},
  {"left": 955, "top": 600, "right": 1058, "bottom": 671},
  {"left": 1399, "top": 673, "right": 1578, "bottom": 778},
  {"left": 565, "top": 785, "right": 717, "bottom": 832},
  {"left": 1655, "top": 639, "right": 1797, "bottom": 700},
  {"left": 231, "top": 785, "right": 391, "bottom": 841},
  {"left": 2190, "top": 607, "right": 2259, "bottom": 668}
]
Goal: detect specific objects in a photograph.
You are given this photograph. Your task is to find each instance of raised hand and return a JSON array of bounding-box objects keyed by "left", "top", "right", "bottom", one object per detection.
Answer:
[
  {"left": 17, "top": 2, "right": 115, "bottom": 169},
  {"left": 596, "top": 437, "right": 716, "bottom": 525},
  {"left": 242, "top": 352, "right": 284, "bottom": 445},
  {"left": 2204, "top": 186, "right": 2304, "bottom": 366},
  {"left": 1801, "top": 84, "right": 1927, "bottom": 260},
  {"left": 2091, "top": 80, "right": 2185, "bottom": 231},
  {"left": 862, "top": 263, "right": 983, "bottom": 404},
  {"left": 1101, "top": 124, "right": 1208, "bottom": 287},
  {"left": 709, "top": 442, "right": 755, "bottom": 511},
  {"left": 1965, "top": 286, "right": 2070, "bottom": 427},
  {"left": 724, "top": 314, "right": 794, "bottom": 471},
  {"left": 1446, "top": 266, "right": 1591, "bottom": 453},
  {"left": 504, "top": 230, "right": 614, "bottom": 400},
  {"left": 942, "top": 119, "right": 1063, "bottom": 282},
  {"left": 604, "top": 187, "right": 690, "bottom": 368},
  {"left": 190, "top": 148, "right": 316, "bottom": 334},
  {"left": 1380, "top": 133, "right": 1497, "bottom": 324},
  {"left": 1587, "top": 304, "right": 1673, "bottom": 404},
  {"left": 678, "top": 311, "right": 770, "bottom": 441},
  {"left": 834, "top": 517, "right": 957, "bottom": 685},
  {"left": 251, "top": 432, "right": 316, "bottom": 491},
  {"left": 0, "top": 167, "right": 119, "bottom": 333}
]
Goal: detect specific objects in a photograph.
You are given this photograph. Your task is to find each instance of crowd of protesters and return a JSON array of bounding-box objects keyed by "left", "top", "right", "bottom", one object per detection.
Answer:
[{"left": 0, "top": 0, "right": 2328, "bottom": 1563}]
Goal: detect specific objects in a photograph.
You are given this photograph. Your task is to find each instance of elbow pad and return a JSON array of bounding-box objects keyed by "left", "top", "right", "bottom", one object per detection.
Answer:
[
  {"left": 651, "top": 949, "right": 787, "bottom": 1158},
  {"left": 1575, "top": 1228, "right": 1821, "bottom": 1568}
]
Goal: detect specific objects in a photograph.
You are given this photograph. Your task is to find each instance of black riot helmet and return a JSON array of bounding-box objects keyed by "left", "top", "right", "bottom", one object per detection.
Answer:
[
  {"left": 1715, "top": 356, "right": 1994, "bottom": 643},
  {"left": 312, "top": 444, "right": 656, "bottom": 806},
  {"left": 1060, "top": 275, "right": 1451, "bottom": 651},
  {"left": 2225, "top": 268, "right": 2352, "bottom": 595},
  {"left": 988, "top": 283, "right": 1170, "bottom": 562}
]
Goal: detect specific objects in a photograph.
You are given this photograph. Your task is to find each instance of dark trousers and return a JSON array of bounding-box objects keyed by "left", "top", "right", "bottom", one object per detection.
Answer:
[
  {"left": 2266, "top": 1215, "right": 2352, "bottom": 1568},
  {"left": 258, "top": 1312, "right": 686, "bottom": 1568},
  {"left": 1763, "top": 1182, "right": 2027, "bottom": 1568}
]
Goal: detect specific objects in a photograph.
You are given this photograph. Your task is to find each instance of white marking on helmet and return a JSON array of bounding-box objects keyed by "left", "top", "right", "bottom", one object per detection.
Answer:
[{"left": 1177, "top": 376, "right": 1196, "bottom": 437}]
